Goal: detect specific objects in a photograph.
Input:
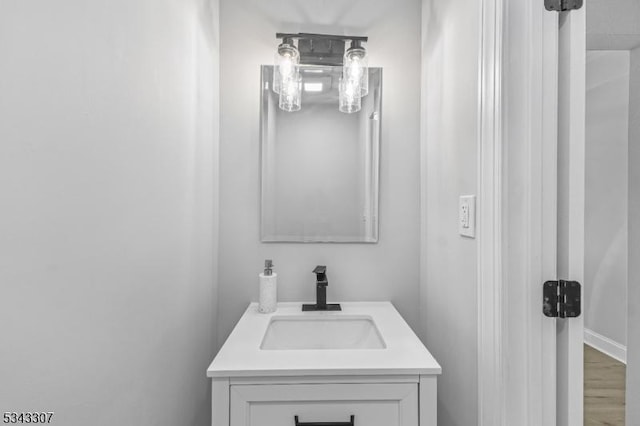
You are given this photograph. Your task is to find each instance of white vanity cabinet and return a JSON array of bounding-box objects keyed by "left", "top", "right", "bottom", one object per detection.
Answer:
[
  {"left": 213, "top": 376, "right": 437, "bottom": 426},
  {"left": 208, "top": 303, "right": 441, "bottom": 426}
]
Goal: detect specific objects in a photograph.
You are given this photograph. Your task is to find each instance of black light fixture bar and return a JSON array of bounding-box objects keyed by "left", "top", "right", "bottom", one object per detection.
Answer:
[
  {"left": 275, "top": 33, "right": 368, "bottom": 66},
  {"left": 275, "top": 33, "right": 368, "bottom": 43}
]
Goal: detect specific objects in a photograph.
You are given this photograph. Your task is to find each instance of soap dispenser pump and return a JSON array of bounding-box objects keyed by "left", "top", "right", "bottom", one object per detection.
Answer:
[{"left": 258, "top": 260, "right": 277, "bottom": 313}]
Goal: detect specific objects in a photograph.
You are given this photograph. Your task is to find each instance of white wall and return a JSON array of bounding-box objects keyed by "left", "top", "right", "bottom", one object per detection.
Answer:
[
  {"left": 420, "top": 0, "right": 479, "bottom": 425},
  {"left": 218, "top": 0, "right": 422, "bottom": 343},
  {"left": 627, "top": 44, "right": 640, "bottom": 426},
  {"left": 0, "top": 1, "right": 220, "bottom": 425},
  {"left": 587, "top": 0, "right": 640, "bottom": 49},
  {"left": 584, "top": 51, "right": 629, "bottom": 348}
]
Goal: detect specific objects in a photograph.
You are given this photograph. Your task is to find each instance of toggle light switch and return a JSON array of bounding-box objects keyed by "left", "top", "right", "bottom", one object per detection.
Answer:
[{"left": 459, "top": 195, "right": 476, "bottom": 238}]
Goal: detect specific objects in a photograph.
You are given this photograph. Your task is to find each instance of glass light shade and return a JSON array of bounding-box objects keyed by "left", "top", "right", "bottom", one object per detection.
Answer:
[
  {"left": 339, "top": 76, "right": 361, "bottom": 114},
  {"left": 343, "top": 46, "right": 368, "bottom": 97},
  {"left": 279, "top": 74, "right": 302, "bottom": 112},
  {"left": 273, "top": 43, "right": 300, "bottom": 94}
]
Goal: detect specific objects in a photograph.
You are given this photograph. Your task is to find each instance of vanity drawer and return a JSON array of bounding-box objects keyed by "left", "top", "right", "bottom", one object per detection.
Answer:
[{"left": 230, "top": 383, "right": 418, "bottom": 426}]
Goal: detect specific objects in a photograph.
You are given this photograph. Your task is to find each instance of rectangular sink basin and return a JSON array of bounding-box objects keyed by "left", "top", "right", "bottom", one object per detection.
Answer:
[{"left": 260, "top": 315, "right": 386, "bottom": 350}]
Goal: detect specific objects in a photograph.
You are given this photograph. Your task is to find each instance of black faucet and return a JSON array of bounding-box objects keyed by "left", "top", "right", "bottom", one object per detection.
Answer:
[{"left": 302, "top": 266, "right": 342, "bottom": 311}]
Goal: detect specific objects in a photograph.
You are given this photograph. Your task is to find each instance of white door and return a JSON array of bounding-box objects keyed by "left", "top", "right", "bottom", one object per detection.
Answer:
[{"left": 555, "top": 6, "right": 586, "bottom": 426}]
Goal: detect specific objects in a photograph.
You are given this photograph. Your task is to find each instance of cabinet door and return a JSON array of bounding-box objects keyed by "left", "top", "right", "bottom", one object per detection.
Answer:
[{"left": 230, "top": 383, "right": 418, "bottom": 426}]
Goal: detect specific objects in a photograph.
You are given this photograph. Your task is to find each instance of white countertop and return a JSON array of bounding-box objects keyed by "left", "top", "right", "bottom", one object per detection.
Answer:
[{"left": 207, "top": 302, "right": 442, "bottom": 378}]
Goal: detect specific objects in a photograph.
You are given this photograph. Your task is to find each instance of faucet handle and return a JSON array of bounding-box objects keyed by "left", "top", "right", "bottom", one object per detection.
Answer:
[
  {"left": 313, "top": 265, "right": 326, "bottom": 275},
  {"left": 313, "top": 265, "right": 328, "bottom": 286}
]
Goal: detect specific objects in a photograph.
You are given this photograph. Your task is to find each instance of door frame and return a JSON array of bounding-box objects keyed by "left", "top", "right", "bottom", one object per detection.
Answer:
[
  {"left": 476, "top": 0, "right": 505, "bottom": 424},
  {"left": 476, "top": 0, "right": 581, "bottom": 425},
  {"left": 555, "top": 8, "right": 586, "bottom": 426}
]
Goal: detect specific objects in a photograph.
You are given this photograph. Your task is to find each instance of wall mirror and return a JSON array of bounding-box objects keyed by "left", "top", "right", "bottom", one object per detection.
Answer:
[{"left": 260, "top": 65, "right": 382, "bottom": 243}]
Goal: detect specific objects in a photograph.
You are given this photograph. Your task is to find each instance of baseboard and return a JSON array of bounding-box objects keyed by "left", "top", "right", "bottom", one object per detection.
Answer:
[{"left": 584, "top": 328, "right": 627, "bottom": 364}]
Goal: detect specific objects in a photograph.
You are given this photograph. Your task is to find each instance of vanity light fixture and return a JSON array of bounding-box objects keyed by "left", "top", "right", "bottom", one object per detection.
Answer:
[
  {"left": 343, "top": 40, "right": 369, "bottom": 98},
  {"left": 273, "top": 37, "right": 301, "bottom": 111},
  {"left": 274, "top": 33, "right": 369, "bottom": 113}
]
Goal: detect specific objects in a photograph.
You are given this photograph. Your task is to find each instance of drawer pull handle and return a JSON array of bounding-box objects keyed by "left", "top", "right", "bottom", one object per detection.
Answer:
[{"left": 294, "top": 415, "right": 355, "bottom": 426}]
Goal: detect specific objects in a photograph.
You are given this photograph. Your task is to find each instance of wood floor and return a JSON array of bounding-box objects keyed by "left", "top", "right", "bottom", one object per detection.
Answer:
[{"left": 585, "top": 344, "right": 626, "bottom": 425}]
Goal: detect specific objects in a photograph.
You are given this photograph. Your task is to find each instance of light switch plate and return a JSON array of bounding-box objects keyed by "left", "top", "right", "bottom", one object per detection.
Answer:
[{"left": 459, "top": 195, "right": 476, "bottom": 238}]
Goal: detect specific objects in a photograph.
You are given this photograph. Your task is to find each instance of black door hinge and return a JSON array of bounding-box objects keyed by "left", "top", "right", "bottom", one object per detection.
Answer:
[
  {"left": 543, "top": 280, "right": 581, "bottom": 318},
  {"left": 545, "top": 0, "right": 583, "bottom": 12}
]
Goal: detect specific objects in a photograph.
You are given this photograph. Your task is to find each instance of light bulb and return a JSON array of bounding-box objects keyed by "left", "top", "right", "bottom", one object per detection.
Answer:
[
  {"left": 346, "top": 57, "right": 363, "bottom": 80},
  {"left": 280, "top": 54, "right": 295, "bottom": 79},
  {"left": 339, "top": 76, "right": 361, "bottom": 114}
]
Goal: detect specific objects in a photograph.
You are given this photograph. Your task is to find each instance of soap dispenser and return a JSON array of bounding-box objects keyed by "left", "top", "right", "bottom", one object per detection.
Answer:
[{"left": 258, "top": 260, "right": 277, "bottom": 313}]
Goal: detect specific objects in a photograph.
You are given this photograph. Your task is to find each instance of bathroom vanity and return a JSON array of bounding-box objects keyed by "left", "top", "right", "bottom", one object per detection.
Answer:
[{"left": 207, "top": 302, "right": 441, "bottom": 426}]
